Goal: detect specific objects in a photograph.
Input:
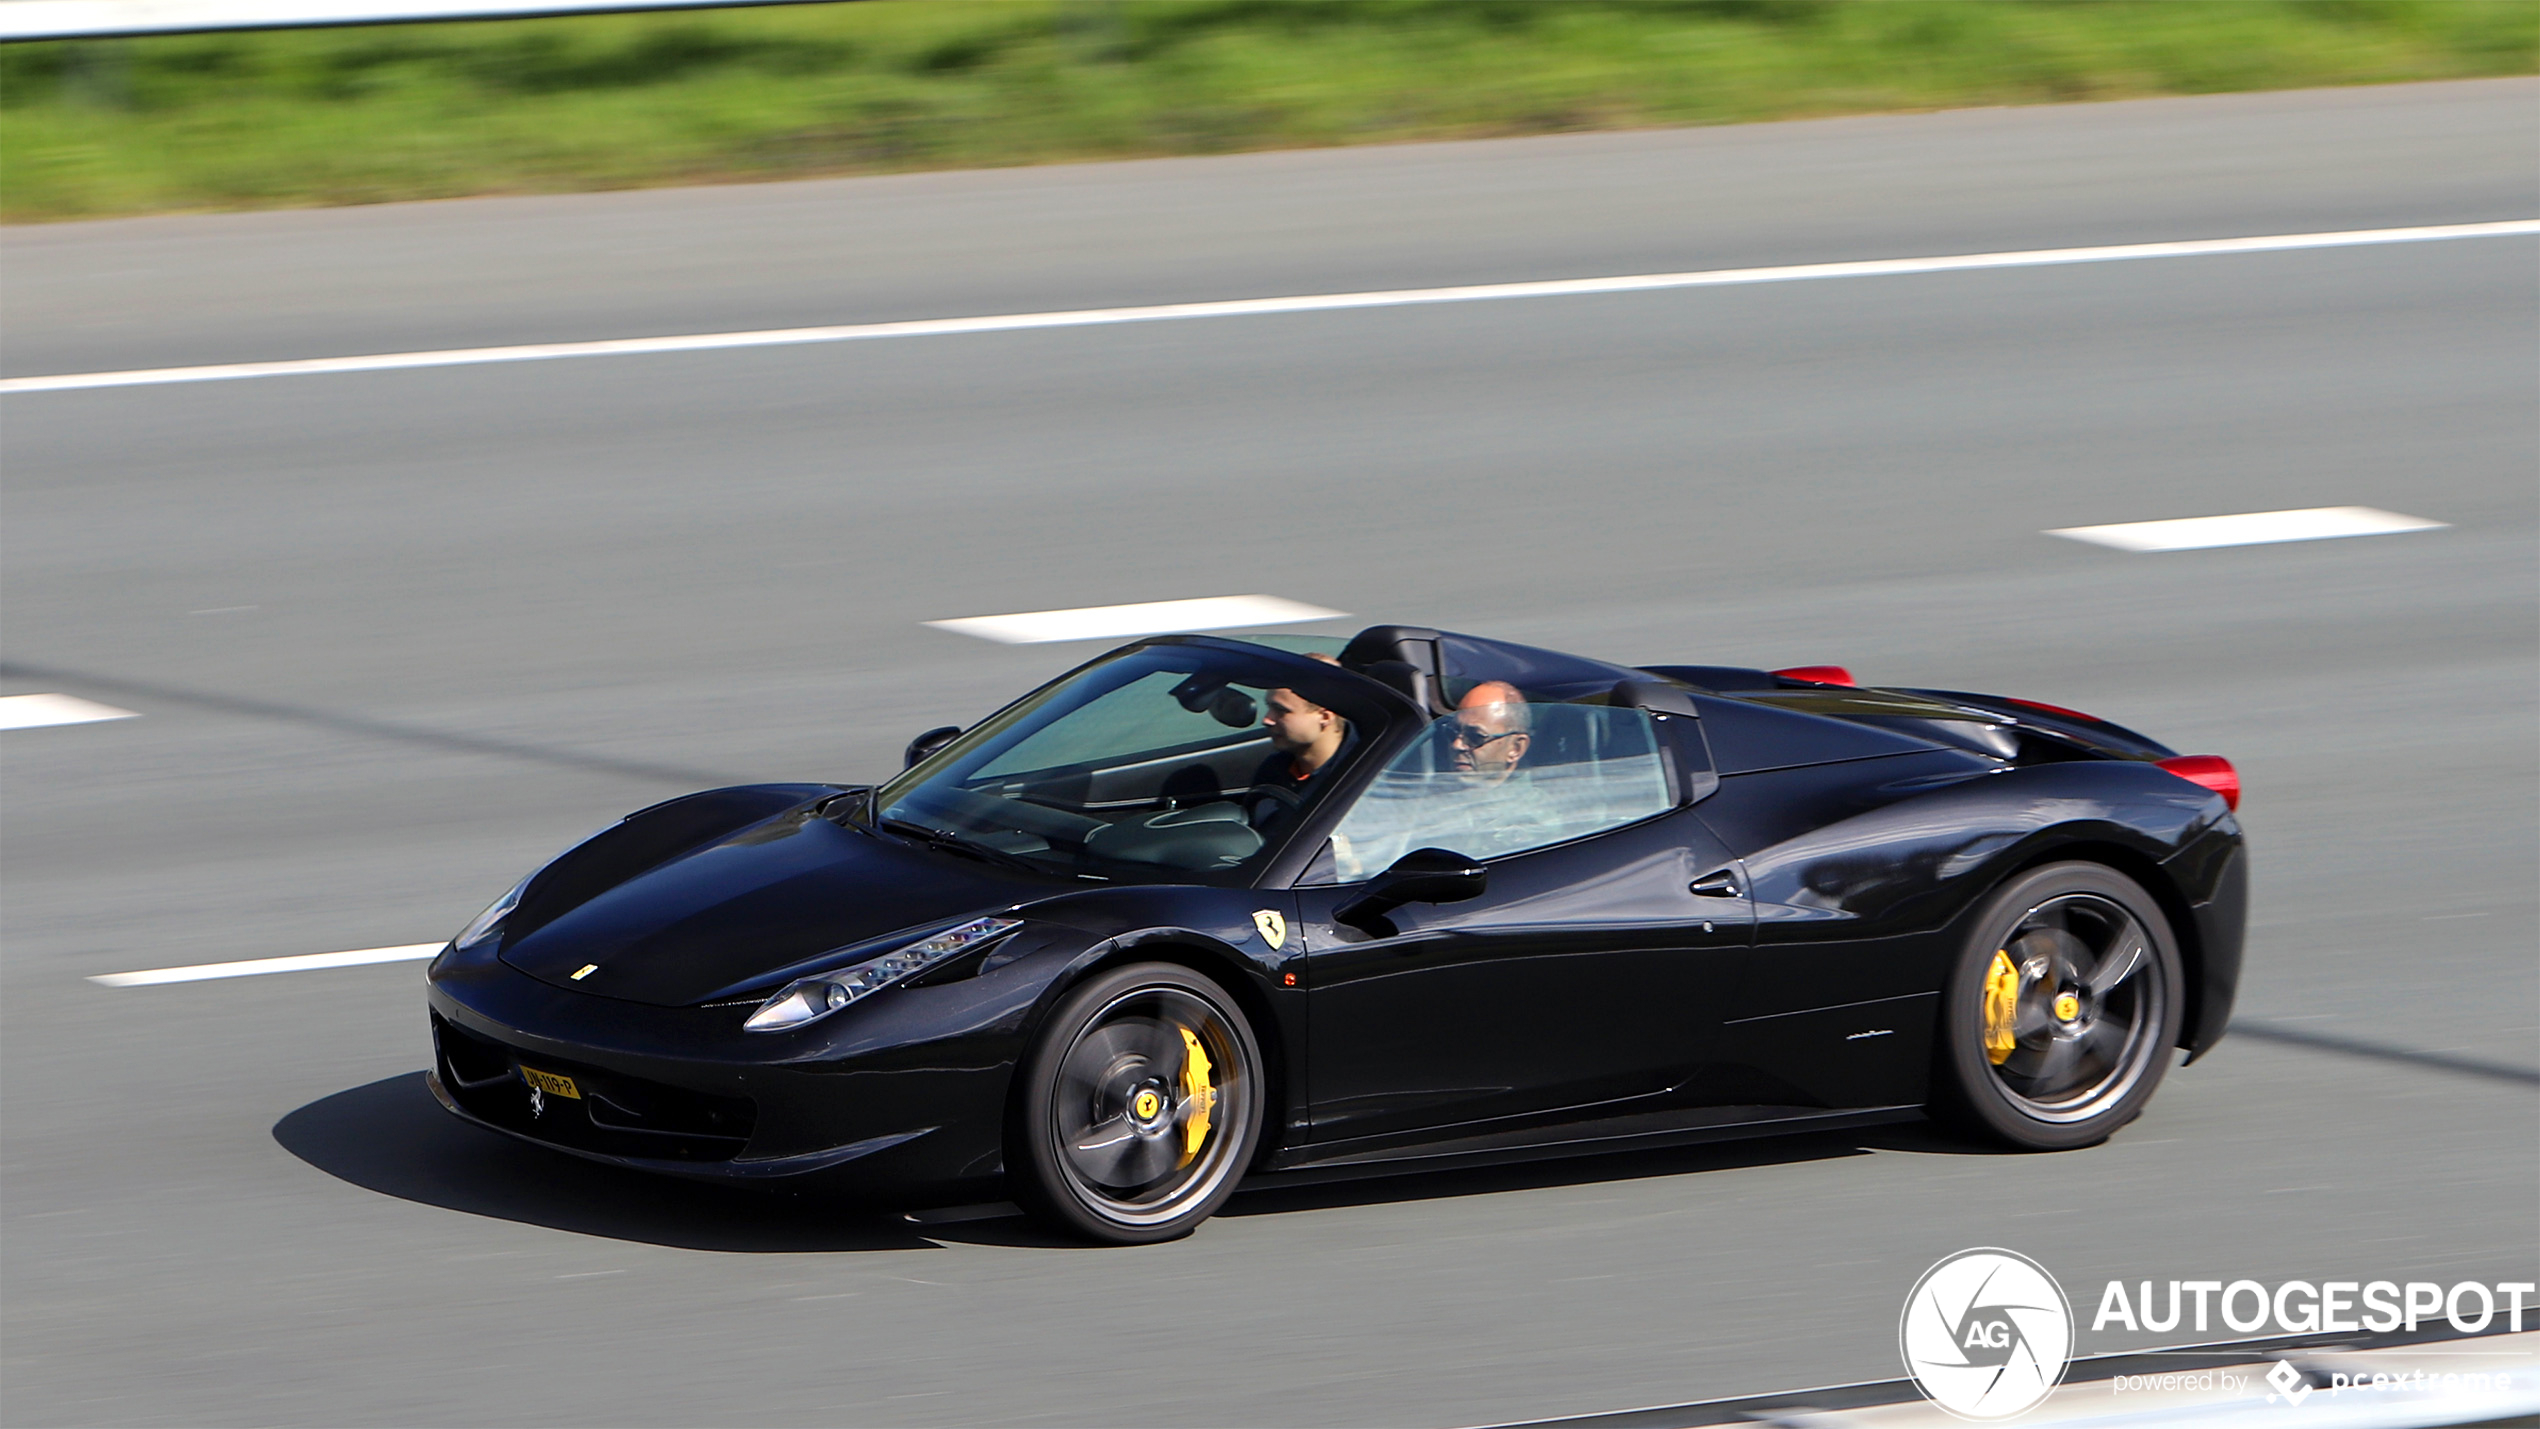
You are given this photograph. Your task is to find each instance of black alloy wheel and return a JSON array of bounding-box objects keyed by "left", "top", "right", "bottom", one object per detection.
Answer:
[
  {"left": 1933, "top": 862, "right": 2184, "bottom": 1151},
  {"left": 1012, "top": 962, "right": 1264, "bottom": 1244}
]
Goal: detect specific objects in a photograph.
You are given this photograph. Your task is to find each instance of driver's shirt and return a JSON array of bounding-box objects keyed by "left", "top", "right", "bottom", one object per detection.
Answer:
[{"left": 1245, "top": 727, "right": 1357, "bottom": 839}]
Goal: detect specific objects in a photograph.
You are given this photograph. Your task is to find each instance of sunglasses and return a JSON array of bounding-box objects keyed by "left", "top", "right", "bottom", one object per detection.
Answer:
[{"left": 1448, "top": 724, "right": 1522, "bottom": 749}]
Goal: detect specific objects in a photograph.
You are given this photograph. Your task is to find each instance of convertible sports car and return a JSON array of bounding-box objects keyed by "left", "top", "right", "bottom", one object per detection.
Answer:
[{"left": 426, "top": 626, "right": 2245, "bottom": 1243}]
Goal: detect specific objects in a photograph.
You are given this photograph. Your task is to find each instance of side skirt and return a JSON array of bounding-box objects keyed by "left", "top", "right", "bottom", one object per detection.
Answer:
[{"left": 1246, "top": 1103, "right": 1923, "bottom": 1188}]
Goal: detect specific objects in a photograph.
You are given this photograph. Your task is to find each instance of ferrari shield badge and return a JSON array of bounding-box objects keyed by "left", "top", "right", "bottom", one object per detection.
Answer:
[{"left": 1251, "top": 909, "right": 1287, "bottom": 951}]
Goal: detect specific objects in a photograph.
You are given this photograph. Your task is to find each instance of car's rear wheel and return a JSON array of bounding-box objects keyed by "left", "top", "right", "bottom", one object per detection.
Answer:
[
  {"left": 1012, "top": 962, "right": 1263, "bottom": 1244},
  {"left": 1932, "top": 862, "right": 2184, "bottom": 1150}
]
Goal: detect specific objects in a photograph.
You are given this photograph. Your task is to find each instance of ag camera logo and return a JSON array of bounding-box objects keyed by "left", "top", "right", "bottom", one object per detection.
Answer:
[{"left": 1900, "top": 1248, "right": 2074, "bottom": 1420}]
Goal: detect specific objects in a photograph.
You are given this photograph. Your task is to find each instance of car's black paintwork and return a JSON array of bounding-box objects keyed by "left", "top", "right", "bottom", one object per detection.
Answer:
[{"left": 426, "top": 628, "right": 2245, "bottom": 1206}]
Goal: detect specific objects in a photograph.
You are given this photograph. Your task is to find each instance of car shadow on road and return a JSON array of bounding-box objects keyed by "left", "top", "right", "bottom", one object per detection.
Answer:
[
  {"left": 916, "top": 1121, "right": 1993, "bottom": 1248},
  {"left": 273, "top": 1072, "right": 938, "bottom": 1253},
  {"left": 279, "top": 1074, "right": 1993, "bottom": 1252},
  {"left": 1210, "top": 1118, "right": 1985, "bottom": 1221}
]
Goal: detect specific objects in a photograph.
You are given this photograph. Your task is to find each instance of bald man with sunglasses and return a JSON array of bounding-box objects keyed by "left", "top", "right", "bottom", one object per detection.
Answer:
[
  {"left": 1432, "top": 679, "right": 1567, "bottom": 855},
  {"left": 1448, "top": 681, "right": 1531, "bottom": 784}
]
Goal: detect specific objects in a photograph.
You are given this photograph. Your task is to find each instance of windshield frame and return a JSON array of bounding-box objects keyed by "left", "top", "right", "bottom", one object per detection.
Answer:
[{"left": 864, "top": 636, "right": 1421, "bottom": 889}]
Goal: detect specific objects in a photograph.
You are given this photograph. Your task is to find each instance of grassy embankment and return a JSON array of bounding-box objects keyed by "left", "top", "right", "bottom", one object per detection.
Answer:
[{"left": 3, "top": 0, "right": 2532, "bottom": 221}]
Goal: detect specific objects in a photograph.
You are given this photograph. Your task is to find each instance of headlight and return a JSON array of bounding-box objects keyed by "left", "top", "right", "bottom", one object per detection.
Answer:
[
  {"left": 453, "top": 877, "right": 530, "bottom": 952},
  {"left": 742, "top": 917, "right": 1020, "bottom": 1034}
]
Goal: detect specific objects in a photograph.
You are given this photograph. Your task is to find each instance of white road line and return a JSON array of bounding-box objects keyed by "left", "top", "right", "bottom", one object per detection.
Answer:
[
  {"left": 0, "top": 693, "right": 141, "bottom": 730},
  {"left": 927, "top": 594, "right": 1346, "bottom": 644},
  {"left": 3, "top": 1, "right": 812, "bottom": 43},
  {"left": 5, "top": 220, "right": 2533, "bottom": 396},
  {"left": 2047, "top": 506, "right": 2449, "bottom": 552},
  {"left": 88, "top": 943, "right": 444, "bottom": 987}
]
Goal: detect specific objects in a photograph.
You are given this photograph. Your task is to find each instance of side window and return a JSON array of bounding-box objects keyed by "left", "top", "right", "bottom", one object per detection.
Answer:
[{"left": 1324, "top": 704, "right": 1674, "bottom": 881}]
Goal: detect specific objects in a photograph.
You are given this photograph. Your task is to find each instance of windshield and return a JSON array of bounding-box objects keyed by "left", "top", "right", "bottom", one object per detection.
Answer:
[{"left": 869, "top": 643, "right": 1387, "bottom": 883}]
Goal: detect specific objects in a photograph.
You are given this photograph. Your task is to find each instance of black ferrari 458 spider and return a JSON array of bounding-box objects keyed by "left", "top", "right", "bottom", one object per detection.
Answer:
[{"left": 426, "top": 625, "right": 2246, "bottom": 1243}]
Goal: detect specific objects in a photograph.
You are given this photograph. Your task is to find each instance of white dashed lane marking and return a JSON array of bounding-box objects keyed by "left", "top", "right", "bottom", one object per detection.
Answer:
[
  {"left": 89, "top": 943, "right": 444, "bottom": 987},
  {"left": 927, "top": 594, "right": 1345, "bottom": 644},
  {"left": 4, "top": 221, "right": 2531, "bottom": 395},
  {"left": 0, "top": 693, "right": 140, "bottom": 730},
  {"left": 2047, "top": 506, "right": 2448, "bottom": 552}
]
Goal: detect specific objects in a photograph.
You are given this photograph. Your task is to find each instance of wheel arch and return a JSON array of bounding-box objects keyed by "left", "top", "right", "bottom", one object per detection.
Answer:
[{"left": 1016, "top": 932, "right": 1296, "bottom": 1166}]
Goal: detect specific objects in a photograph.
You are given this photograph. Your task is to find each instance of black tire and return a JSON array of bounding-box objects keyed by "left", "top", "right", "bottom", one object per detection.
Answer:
[
  {"left": 1011, "top": 962, "right": 1265, "bottom": 1244},
  {"left": 1931, "top": 862, "right": 2185, "bottom": 1151}
]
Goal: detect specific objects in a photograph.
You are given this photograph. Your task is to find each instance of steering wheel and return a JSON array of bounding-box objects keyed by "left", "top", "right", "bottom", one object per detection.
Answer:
[{"left": 1242, "top": 781, "right": 1306, "bottom": 813}]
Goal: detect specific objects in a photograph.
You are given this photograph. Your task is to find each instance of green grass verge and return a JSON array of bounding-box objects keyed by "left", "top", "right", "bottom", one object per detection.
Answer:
[{"left": 3, "top": 0, "right": 2532, "bottom": 222}]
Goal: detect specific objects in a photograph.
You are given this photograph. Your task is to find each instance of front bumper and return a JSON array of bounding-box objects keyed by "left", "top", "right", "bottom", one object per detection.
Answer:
[
  {"left": 425, "top": 1058, "right": 933, "bottom": 1181},
  {"left": 425, "top": 942, "right": 1027, "bottom": 1202}
]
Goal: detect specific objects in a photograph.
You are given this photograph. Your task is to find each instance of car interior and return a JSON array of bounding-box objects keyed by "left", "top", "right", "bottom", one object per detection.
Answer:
[{"left": 870, "top": 628, "right": 1700, "bottom": 881}]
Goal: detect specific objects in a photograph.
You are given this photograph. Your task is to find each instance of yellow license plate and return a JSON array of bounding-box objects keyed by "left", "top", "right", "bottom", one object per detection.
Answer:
[{"left": 519, "top": 1065, "right": 582, "bottom": 1100}]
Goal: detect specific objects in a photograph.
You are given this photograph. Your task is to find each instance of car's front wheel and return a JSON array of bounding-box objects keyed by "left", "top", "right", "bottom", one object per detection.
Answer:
[
  {"left": 1932, "top": 862, "right": 2184, "bottom": 1150},
  {"left": 1012, "top": 962, "right": 1264, "bottom": 1244}
]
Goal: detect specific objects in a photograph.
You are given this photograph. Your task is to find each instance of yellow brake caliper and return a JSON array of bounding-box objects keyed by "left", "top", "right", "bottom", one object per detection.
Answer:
[
  {"left": 1176, "top": 1027, "right": 1217, "bottom": 1168},
  {"left": 1982, "top": 950, "right": 2020, "bottom": 1065}
]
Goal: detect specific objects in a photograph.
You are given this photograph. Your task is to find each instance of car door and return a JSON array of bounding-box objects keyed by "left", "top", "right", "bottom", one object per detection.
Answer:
[{"left": 1293, "top": 703, "right": 1754, "bottom": 1147}]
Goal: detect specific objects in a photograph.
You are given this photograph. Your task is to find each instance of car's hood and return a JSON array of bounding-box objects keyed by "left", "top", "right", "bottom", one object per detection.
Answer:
[{"left": 500, "top": 811, "right": 1035, "bottom": 1007}]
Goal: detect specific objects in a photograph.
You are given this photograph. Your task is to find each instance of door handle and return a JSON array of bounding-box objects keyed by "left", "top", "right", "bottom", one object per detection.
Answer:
[{"left": 1689, "top": 871, "right": 1740, "bottom": 898}]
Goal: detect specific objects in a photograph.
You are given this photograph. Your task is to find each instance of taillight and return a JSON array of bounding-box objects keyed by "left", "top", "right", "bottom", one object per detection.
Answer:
[
  {"left": 2157, "top": 755, "right": 2240, "bottom": 811},
  {"left": 1773, "top": 665, "right": 1856, "bottom": 687},
  {"left": 2006, "top": 696, "right": 2100, "bottom": 724}
]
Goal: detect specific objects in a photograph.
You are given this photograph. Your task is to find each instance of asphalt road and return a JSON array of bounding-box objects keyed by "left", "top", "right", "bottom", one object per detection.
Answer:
[{"left": 4, "top": 80, "right": 2535, "bottom": 1428}]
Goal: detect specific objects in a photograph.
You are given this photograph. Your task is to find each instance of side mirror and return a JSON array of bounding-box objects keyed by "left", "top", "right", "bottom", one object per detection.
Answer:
[
  {"left": 904, "top": 726, "right": 963, "bottom": 769},
  {"left": 1336, "top": 847, "right": 1487, "bottom": 936}
]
